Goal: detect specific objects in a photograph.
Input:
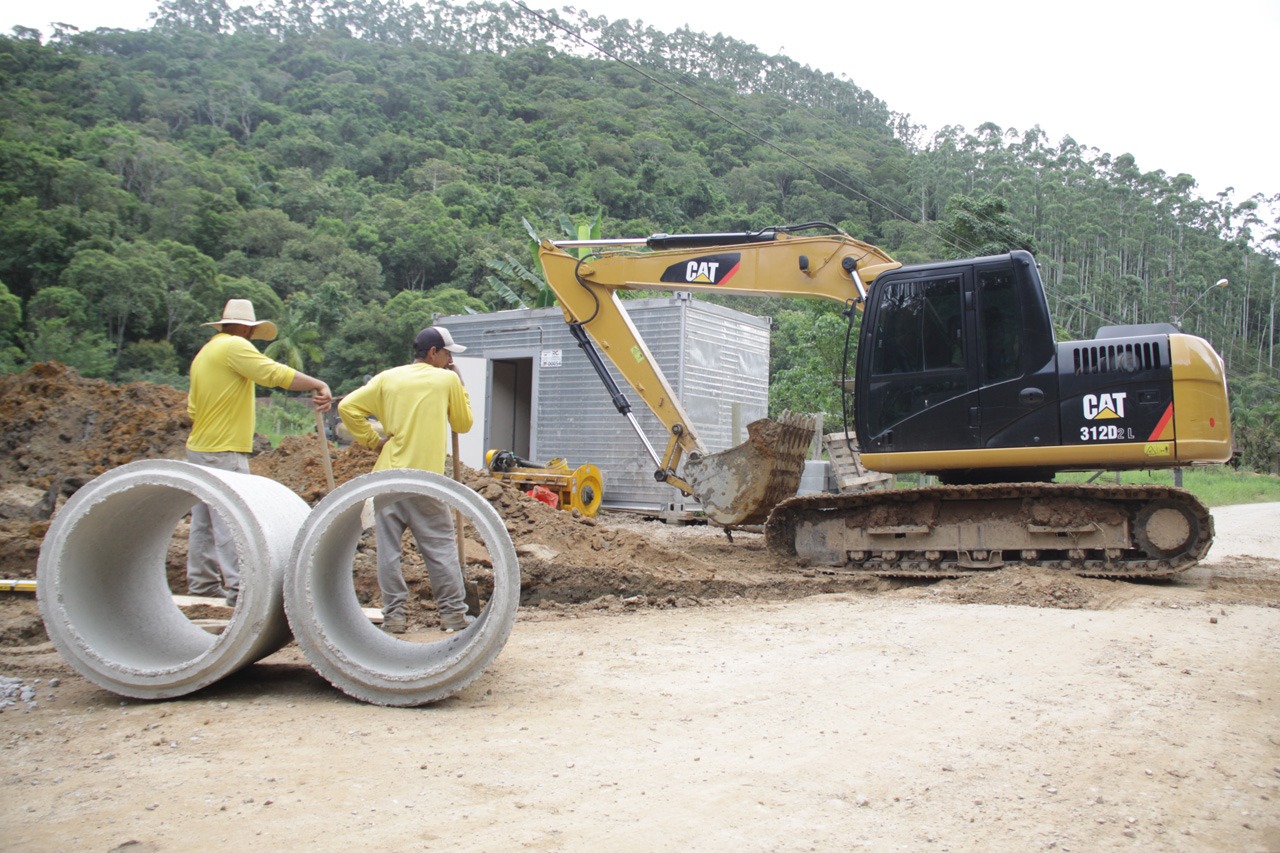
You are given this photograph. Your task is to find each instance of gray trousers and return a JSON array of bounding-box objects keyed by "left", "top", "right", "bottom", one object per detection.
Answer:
[
  {"left": 185, "top": 450, "right": 250, "bottom": 597},
  {"left": 374, "top": 494, "right": 466, "bottom": 619}
]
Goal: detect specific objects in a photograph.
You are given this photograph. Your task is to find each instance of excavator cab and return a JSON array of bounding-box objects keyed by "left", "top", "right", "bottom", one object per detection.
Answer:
[
  {"left": 854, "top": 249, "right": 1231, "bottom": 484},
  {"left": 855, "top": 251, "right": 1058, "bottom": 475}
]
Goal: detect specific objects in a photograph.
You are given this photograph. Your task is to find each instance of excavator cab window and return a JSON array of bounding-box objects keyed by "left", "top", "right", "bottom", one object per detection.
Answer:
[
  {"left": 979, "top": 268, "right": 1021, "bottom": 383},
  {"left": 870, "top": 276, "right": 964, "bottom": 375},
  {"left": 864, "top": 275, "right": 971, "bottom": 442}
]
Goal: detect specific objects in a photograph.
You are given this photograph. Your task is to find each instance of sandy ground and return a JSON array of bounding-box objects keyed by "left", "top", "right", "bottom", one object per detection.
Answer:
[{"left": 2, "top": 504, "right": 1278, "bottom": 851}]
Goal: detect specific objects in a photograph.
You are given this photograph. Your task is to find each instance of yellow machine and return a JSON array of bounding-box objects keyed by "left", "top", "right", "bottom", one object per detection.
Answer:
[
  {"left": 537, "top": 224, "right": 1233, "bottom": 577},
  {"left": 485, "top": 450, "right": 604, "bottom": 517}
]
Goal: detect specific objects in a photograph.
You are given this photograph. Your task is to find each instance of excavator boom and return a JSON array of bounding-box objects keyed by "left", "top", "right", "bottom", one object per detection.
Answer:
[{"left": 538, "top": 225, "right": 894, "bottom": 525}]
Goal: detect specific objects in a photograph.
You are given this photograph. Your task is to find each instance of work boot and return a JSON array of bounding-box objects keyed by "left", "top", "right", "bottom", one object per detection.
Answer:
[
  {"left": 189, "top": 586, "right": 226, "bottom": 600},
  {"left": 224, "top": 590, "right": 238, "bottom": 609},
  {"left": 382, "top": 611, "right": 407, "bottom": 634},
  {"left": 440, "top": 613, "right": 475, "bottom": 633}
]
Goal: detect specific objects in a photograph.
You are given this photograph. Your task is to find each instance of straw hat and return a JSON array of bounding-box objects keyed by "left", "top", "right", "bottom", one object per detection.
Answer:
[{"left": 203, "top": 299, "right": 278, "bottom": 341}]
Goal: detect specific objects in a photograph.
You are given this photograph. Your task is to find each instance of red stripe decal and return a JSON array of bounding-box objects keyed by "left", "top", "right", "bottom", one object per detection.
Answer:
[{"left": 1148, "top": 403, "right": 1174, "bottom": 441}]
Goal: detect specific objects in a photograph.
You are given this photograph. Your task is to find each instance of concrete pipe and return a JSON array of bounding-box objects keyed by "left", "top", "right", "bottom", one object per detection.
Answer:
[
  {"left": 286, "top": 470, "right": 520, "bottom": 707},
  {"left": 37, "top": 460, "right": 309, "bottom": 699}
]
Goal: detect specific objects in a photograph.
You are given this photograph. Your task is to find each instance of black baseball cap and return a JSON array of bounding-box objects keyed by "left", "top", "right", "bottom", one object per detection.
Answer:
[{"left": 414, "top": 326, "right": 466, "bottom": 355}]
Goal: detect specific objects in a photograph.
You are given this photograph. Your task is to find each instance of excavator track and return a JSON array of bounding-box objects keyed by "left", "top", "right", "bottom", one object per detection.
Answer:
[{"left": 765, "top": 483, "right": 1213, "bottom": 579}]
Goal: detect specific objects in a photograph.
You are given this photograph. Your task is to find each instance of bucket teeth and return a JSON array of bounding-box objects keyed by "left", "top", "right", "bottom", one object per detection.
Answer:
[{"left": 685, "top": 411, "right": 816, "bottom": 527}]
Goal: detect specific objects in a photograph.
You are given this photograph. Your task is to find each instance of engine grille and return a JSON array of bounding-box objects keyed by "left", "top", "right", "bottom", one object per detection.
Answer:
[{"left": 1071, "top": 340, "right": 1162, "bottom": 375}]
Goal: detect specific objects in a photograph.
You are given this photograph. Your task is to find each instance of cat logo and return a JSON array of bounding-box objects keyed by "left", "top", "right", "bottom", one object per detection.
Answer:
[
  {"left": 660, "top": 253, "right": 741, "bottom": 286},
  {"left": 685, "top": 261, "right": 721, "bottom": 283},
  {"left": 1083, "top": 392, "right": 1127, "bottom": 420}
]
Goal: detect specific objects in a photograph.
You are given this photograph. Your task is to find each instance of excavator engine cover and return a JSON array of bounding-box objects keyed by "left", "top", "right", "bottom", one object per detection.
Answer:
[{"left": 684, "top": 412, "right": 816, "bottom": 527}]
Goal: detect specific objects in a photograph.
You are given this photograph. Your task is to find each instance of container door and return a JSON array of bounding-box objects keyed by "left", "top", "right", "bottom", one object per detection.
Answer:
[{"left": 454, "top": 355, "right": 488, "bottom": 469}]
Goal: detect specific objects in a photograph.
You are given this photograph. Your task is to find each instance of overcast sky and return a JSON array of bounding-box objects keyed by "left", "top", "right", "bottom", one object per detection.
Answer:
[{"left": 5, "top": 0, "right": 1278, "bottom": 207}]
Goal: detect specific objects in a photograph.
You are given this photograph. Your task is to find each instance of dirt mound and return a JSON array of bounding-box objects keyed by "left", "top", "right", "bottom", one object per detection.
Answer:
[
  {"left": 249, "top": 434, "right": 706, "bottom": 575},
  {"left": 0, "top": 364, "right": 698, "bottom": 587},
  {"left": 247, "top": 434, "right": 734, "bottom": 624},
  {"left": 0, "top": 363, "right": 191, "bottom": 490},
  {"left": 0, "top": 364, "right": 191, "bottom": 579},
  {"left": 250, "top": 434, "right": 381, "bottom": 504},
  {"left": 906, "top": 564, "right": 1114, "bottom": 608}
]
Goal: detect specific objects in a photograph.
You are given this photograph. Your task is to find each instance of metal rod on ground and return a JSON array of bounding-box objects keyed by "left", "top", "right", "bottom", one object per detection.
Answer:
[{"left": 316, "top": 410, "right": 335, "bottom": 493}]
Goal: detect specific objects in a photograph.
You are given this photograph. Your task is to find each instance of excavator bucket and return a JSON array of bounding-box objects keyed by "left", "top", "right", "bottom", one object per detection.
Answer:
[{"left": 683, "top": 412, "right": 817, "bottom": 527}]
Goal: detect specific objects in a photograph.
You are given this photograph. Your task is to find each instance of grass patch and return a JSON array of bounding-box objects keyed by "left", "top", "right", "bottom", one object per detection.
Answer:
[
  {"left": 1054, "top": 466, "right": 1280, "bottom": 507},
  {"left": 894, "top": 466, "right": 1280, "bottom": 507},
  {"left": 256, "top": 395, "right": 321, "bottom": 447}
]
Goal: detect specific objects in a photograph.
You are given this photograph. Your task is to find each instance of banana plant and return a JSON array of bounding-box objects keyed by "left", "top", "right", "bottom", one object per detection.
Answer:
[{"left": 485, "top": 211, "right": 604, "bottom": 309}]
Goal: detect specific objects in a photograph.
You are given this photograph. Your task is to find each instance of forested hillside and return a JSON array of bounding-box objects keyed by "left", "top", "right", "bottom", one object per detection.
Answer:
[{"left": 1, "top": 0, "right": 1276, "bottom": 469}]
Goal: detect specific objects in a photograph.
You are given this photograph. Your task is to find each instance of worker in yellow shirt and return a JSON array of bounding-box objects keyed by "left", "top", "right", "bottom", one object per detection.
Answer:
[
  {"left": 338, "top": 326, "right": 474, "bottom": 634},
  {"left": 186, "top": 299, "right": 331, "bottom": 607}
]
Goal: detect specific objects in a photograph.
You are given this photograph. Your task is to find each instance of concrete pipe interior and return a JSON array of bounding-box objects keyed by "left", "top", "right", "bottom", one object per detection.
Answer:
[
  {"left": 287, "top": 470, "right": 520, "bottom": 706},
  {"left": 37, "top": 461, "right": 306, "bottom": 699}
]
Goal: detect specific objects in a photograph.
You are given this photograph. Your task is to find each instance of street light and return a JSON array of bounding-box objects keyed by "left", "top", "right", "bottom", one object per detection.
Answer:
[
  {"left": 1173, "top": 278, "right": 1229, "bottom": 328},
  {"left": 1169, "top": 276, "right": 1228, "bottom": 489}
]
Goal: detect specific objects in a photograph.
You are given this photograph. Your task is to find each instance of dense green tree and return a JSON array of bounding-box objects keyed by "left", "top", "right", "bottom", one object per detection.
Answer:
[
  {"left": 114, "top": 338, "right": 183, "bottom": 384},
  {"left": 0, "top": 279, "right": 21, "bottom": 372},
  {"left": 769, "top": 306, "right": 859, "bottom": 423},
  {"left": 213, "top": 274, "right": 284, "bottom": 320},
  {"left": 322, "top": 304, "right": 405, "bottom": 393},
  {"left": 151, "top": 240, "right": 219, "bottom": 341},
  {"left": 365, "top": 194, "right": 464, "bottom": 291},
  {"left": 24, "top": 318, "right": 116, "bottom": 377},
  {"left": 939, "top": 193, "right": 1036, "bottom": 258},
  {"left": 0, "top": 280, "right": 23, "bottom": 337},
  {"left": 322, "top": 285, "right": 487, "bottom": 390},
  {"left": 59, "top": 248, "right": 163, "bottom": 352},
  {"left": 1229, "top": 372, "right": 1280, "bottom": 474},
  {"left": 24, "top": 286, "right": 95, "bottom": 330}
]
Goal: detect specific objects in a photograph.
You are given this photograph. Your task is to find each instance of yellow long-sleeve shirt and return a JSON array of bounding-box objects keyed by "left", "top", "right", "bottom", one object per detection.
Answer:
[
  {"left": 338, "top": 362, "right": 473, "bottom": 474},
  {"left": 186, "top": 333, "right": 297, "bottom": 453}
]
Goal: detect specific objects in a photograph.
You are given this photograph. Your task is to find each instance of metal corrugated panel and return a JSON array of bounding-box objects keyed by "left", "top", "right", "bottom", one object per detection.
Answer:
[
  {"left": 440, "top": 297, "right": 771, "bottom": 515},
  {"left": 678, "top": 300, "right": 771, "bottom": 451}
]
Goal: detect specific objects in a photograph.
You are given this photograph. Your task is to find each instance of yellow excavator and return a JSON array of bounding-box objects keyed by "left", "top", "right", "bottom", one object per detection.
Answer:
[{"left": 537, "top": 223, "right": 1233, "bottom": 578}]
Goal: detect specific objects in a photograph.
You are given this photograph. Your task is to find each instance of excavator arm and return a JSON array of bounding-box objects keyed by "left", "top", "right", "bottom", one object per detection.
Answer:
[{"left": 537, "top": 225, "right": 900, "bottom": 524}]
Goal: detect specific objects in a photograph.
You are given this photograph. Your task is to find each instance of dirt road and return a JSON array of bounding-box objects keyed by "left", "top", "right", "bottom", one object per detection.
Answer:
[{"left": 2, "top": 504, "right": 1279, "bottom": 851}]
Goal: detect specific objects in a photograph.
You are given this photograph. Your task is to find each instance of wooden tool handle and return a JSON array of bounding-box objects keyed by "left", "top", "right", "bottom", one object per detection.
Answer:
[
  {"left": 316, "top": 409, "right": 335, "bottom": 493},
  {"left": 451, "top": 431, "right": 464, "bottom": 562}
]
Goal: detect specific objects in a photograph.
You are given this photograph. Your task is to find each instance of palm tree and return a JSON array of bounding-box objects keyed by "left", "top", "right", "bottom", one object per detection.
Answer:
[{"left": 264, "top": 304, "right": 323, "bottom": 371}]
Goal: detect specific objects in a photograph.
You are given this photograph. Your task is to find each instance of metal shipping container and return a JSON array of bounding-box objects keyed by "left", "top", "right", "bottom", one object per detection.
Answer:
[{"left": 439, "top": 294, "right": 772, "bottom": 518}]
